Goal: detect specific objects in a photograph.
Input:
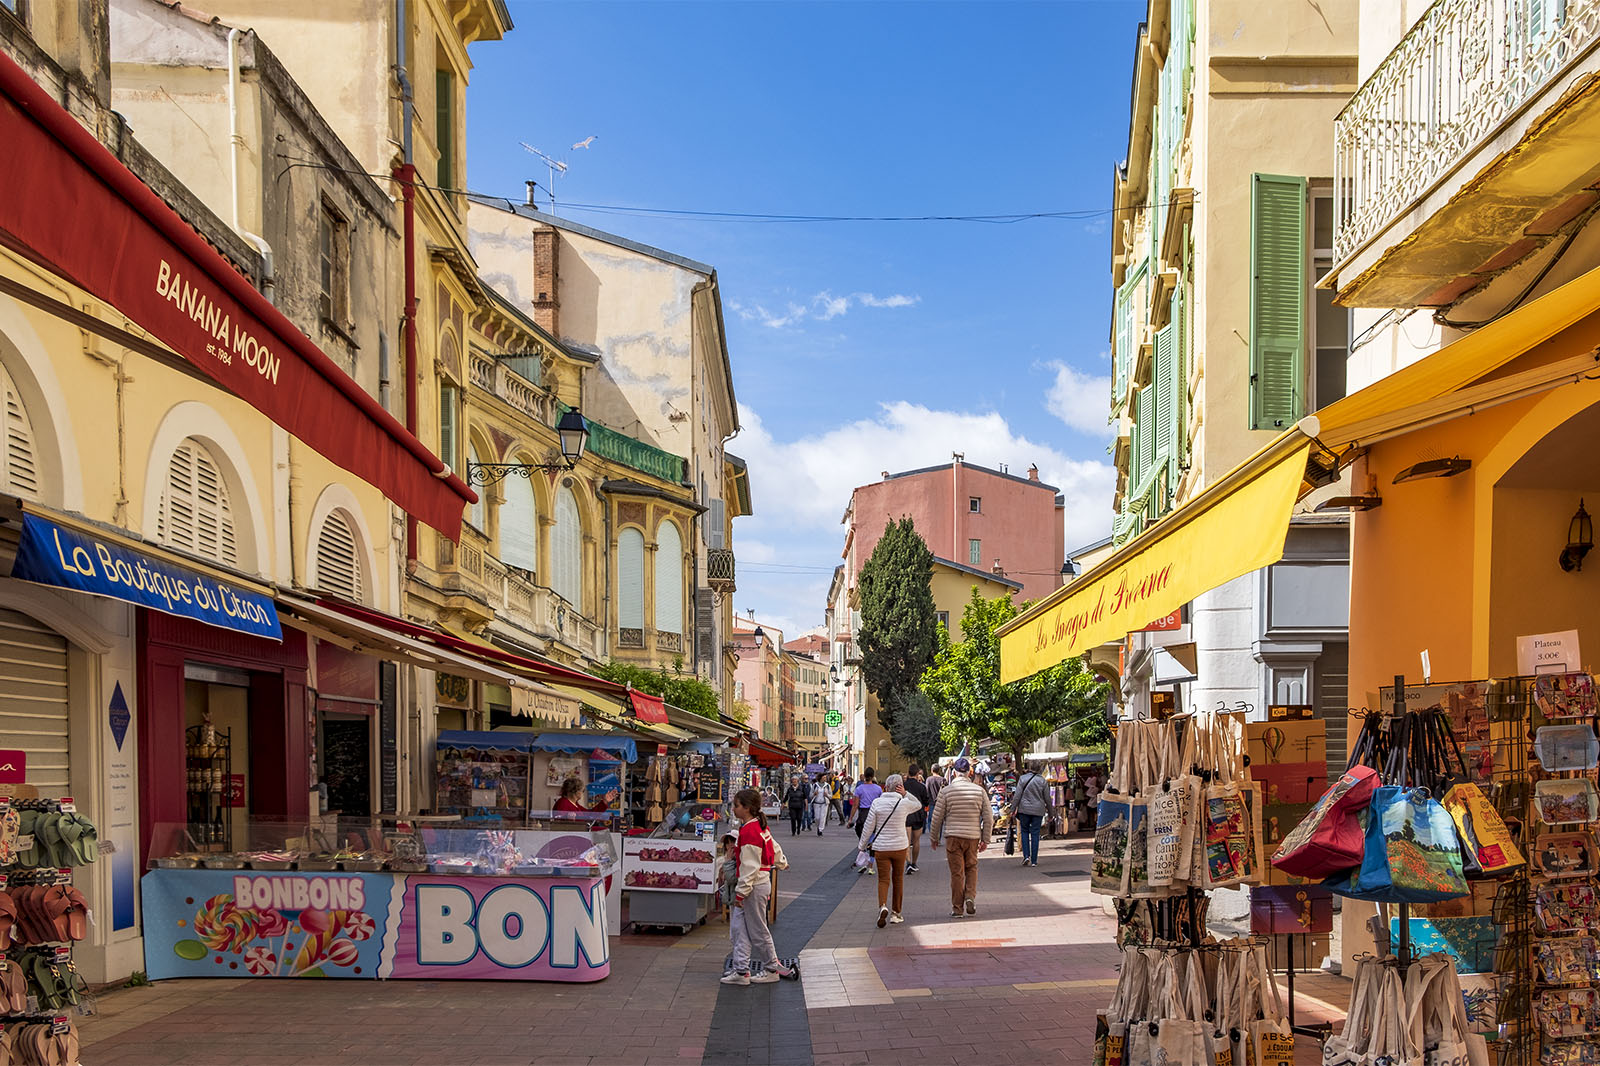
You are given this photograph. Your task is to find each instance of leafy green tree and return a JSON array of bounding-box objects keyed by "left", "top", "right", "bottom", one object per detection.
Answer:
[
  {"left": 893, "top": 691, "right": 949, "bottom": 770},
  {"left": 857, "top": 518, "right": 940, "bottom": 743},
  {"left": 921, "top": 588, "right": 1109, "bottom": 766},
  {"left": 593, "top": 658, "right": 721, "bottom": 719}
]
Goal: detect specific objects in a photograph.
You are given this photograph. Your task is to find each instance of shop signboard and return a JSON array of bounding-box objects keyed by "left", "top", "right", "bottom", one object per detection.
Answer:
[
  {"left": 141, "top": 869, "right": 609, "bottom": 982},
  {"left": 824, "top": 711, "right": 843, "bottom": 728},
  {"left": 12, "top": 513, "right": 281, "bottom": 640},
  {"left": 0, "top": 749, "right": 23, "bottom": 784},
  {"left": 621, "top": 837, "right": 717, "bottom": 893}
]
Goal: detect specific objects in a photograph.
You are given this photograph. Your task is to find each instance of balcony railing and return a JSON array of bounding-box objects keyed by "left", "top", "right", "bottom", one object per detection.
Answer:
[
  {"left": 706, "top": 547, "right": 735, "bottom": 591},
  {"left": 469, "top": 350, "right": 550, "bottom": 423},
  {"left": 1335, "top": 0, "right": 1600, "bottom": 263}
]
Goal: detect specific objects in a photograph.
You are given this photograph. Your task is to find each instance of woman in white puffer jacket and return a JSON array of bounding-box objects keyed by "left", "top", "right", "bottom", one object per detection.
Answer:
[{"left": 858, "top": 773, "right": 915, "bottom": 928}]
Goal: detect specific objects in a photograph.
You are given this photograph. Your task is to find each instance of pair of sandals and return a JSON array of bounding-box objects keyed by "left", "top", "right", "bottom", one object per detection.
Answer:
[
  {"left": 12, "top": 813, "right": 97, "bottom": 869},
  {"left": 0, "top": 1018, "right": 79, "bottom": 1066},
  {"left": 0, "top": 887, "right": 88, "bottom": 946},
  {"left": 8, "top": 947, "right": 87, "bottom": 1012}
]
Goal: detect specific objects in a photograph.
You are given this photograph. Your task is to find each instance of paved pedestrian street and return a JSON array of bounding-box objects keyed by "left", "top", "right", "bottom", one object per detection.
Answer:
[{"left": 77, "top": 827, "right": 1350, "bottom": 1065}]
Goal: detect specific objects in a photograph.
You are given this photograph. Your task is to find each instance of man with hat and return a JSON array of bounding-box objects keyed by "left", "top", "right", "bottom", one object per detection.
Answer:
[{"left": 928, "top": 756, "right": 993, "bottom": 918}]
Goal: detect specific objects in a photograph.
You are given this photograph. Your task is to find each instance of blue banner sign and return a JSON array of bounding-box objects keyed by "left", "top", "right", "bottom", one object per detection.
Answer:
[{"left": 13, "top": 513, "right": 281, "bottom": 640}]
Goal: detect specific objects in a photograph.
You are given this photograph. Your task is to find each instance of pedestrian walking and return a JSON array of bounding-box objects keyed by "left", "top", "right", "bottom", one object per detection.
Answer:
[
  {"left": 722, "top": 788, "right": 796, "bottom": 985},
  {"left": 809, "top": 777, "right": 830, "bottom": 835},
  {"left": 857, "top": 774, "right": 914, "bottom": 927},
  {"left": 783, "top": 774, "right": 808, "bottom": 837},
  {"left": 714, "top": 832, "right": 744, "bottom": 979},
  {"left": 928, "top": 757, "right": 993, "bottom": 918},
  {"left": 832, "top": 776, "right": 851, "bottom": 827},
  {"left": 925, "top": 767, "right": 946, "bottom": 847},
  {"left": 1010, "top": 763, "right": 1051, "bottom": 867},
  {"left": 903, "top": 764, "right": 930, "bottom": 873},
  {"left": 852, "top": 768, "right": 882, "bottom": 840}
]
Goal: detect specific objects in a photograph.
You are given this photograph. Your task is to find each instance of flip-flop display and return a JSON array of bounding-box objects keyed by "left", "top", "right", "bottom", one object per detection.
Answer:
[{"left": 1, "top": 800, "right": 87, "bottom": 1065}]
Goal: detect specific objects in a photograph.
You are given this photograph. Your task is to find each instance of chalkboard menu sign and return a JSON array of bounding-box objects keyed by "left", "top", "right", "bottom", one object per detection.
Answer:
[
  {"left": 378, "top": 662, "right": 398, "bottom": 813},
  {"left": 696, "top": 775, "right": 723, "bottom": 803}
]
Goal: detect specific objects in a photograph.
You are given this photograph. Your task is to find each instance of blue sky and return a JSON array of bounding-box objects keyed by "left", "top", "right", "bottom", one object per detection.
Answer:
[{"left": 467, "top": 0, "right": 1145, "bottom": 635}]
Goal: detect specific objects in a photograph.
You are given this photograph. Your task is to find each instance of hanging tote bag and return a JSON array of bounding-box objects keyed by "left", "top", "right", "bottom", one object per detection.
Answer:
[
  {"left": 1126, "top": 723, "right": 1158, "bottom": 899},
  {"left": 1249, "top": 946, "right": 1296, "bottom": 1066},
  {"left": 1440, "top": 782, "right": 1524, "bottom": 879},
  {"left": 1203, "top": 717, "right": 1250, "bottom": 890},
  {"left": 1332, "top": 786, "right": 1469, "bottom": 903},
  {"left": 1093, "top": 735, "right": 1139, "bottom": 896},
  {"left": 1172, "top": 722, "right": 1203, "bottom": 887},
  {"left": 1148, "top": 722, "right": 1184, "bottom": 889},
  {"left": 1207, "top": 950, "right": 1236, "bottom": 1066},
  {"left": 1272, "top": 765, "right": 1380, "bottom": 879},
  {"left": 1153, "top": 952, "right": 1208, "bottom": 1066},
  {"left": 1430, "top": 956, "right": 1490, "bottom": 1066},
  {"left": 1322, "top": 955, "right": 1379, "bottom": 1066}
]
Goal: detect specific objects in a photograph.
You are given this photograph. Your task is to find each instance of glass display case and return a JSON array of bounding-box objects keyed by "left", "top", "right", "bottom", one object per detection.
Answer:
[{"left": 434, "top": 734, "right": 532, "bottom": 824}]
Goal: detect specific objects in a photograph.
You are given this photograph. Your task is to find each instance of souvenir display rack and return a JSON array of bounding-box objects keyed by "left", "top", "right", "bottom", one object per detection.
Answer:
[
  {"left": 1, "top": 791, "right": 96, "bottom": 1060},
  {"left": 185, "top": 723, "right": 232, "bottom": 852}
]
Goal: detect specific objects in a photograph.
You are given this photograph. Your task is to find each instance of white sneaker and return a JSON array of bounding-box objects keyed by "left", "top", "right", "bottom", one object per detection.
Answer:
[
  {"left": 964, "top": 899, "right": 976, "bottom": 915},
  {"left": 877, "top": 906, "right": 889, "bottom": 928},
  {"left": 721, "top": 971, "right": 750, "bottom": 985},
  {"left": 888, "top": 912, "right": 904, "bottom": 924},
  {"left": 750, "top": 969, "right": 780, "bottom": 984}
]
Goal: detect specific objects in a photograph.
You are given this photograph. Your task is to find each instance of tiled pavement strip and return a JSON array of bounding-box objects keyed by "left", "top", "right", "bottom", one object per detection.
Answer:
[{"left": 77, "top": 825, "right": 1349, "bottom": 1065}]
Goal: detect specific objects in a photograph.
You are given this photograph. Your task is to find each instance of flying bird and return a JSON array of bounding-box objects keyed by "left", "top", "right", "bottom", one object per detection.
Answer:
[{"left": 572, "top": 136, "right": 597, "bottom": 150}]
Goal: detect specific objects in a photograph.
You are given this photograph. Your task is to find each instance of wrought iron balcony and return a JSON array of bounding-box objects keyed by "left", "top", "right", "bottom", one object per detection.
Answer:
[
  {"left": 1335, "top": 0, "right": 1600, "bottom": 264},
  {"left": 706, "top": 547, "right": 735, "bottom": 591}
]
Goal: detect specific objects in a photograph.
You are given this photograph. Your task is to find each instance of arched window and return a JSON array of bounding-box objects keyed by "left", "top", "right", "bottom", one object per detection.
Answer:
[
  {"left": 157, "top": 438, "right": 237, "bottom": 565},
  {"left": 654, "top": 520, "right": 683, "bottom": 635},
  {"left": 0, "top": 363, "right": 38, "bottom": 499},
  {"left": 552, "top": 486, "right": 582, "bottom": 610},
  {"left": 617, "top": 527, "right": 644, "bottom": 637},
  {"left": 313, "top": 510, "right": 365, "bottom": 603},
  {"left": 466, "top": 440, "right": 485, "bottom": 531},
  {"left": 500, "top": 471, "right": 538, "bottom": 573}
]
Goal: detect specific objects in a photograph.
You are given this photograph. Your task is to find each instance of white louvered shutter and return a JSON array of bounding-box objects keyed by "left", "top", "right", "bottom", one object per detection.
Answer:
[
  {"left": 158, "top": 439, "right": 238, "bottom": 566},
  {"left": 618, "top": 528, "right": 644, "bottom": 629},
  {"left": 0, "top": 609, "right": 69, "bottom": 791},
  {"left": 553, "top": 487, "right": 582, "bottom": 611},
  {"left": 500, "top": 474, "right": 538, "bottom": 573},
  {"left": 314, "top": 510, "right": 364, "bottom": 603},
  {"left": 654, "top": 520, "right": 683, "bottom": 634},
  {"left": 0, "top": 364, "right": 39, "bottom": 499}
]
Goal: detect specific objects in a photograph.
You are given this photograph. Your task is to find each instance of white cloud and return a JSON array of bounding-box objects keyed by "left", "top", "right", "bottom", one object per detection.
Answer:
[
  {"left": 853, "top": 292, "right": 920, "bottom": 309},
  {"left": 733, "top": 290, "right": 920, "bottom": 330},
  {"left": 727, "top": 401, "right": 1117, "bottom": 628},
  {"left": 1044, "top": 361, "right": 1113, "bottom": 436}
]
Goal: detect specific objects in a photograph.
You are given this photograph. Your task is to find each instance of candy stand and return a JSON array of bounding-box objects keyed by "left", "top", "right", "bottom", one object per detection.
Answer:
[
  {"left": 623, "top": 800, "right": 728, "bottom": 933},
  {"left": 141, "top": 820, "right": 618, "bottom": 982}
]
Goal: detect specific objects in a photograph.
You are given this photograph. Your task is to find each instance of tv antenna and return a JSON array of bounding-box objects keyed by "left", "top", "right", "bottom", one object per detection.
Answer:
[{"left": 520, "top": 143, "right": 568, "bottom": 214}]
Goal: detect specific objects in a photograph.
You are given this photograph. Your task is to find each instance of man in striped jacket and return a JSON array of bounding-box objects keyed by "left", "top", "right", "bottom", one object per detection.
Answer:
[{"left": 928, "top": 758, "right": 993, "bottom": 918}]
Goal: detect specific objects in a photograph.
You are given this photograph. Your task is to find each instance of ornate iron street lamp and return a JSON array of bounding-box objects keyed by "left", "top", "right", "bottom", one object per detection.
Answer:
[{"left": 465, "top": 409, "right": 590, "bottom": 485}]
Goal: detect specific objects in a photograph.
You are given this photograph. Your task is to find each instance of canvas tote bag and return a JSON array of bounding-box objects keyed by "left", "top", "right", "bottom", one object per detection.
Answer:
[
  {"left": 1203, "top": 716, "right": 1252, "bottom": 889},
  {"left": 1093, "top": 734, "right": 1139, "bottom": 896},
  {"left": 1322, "top": 955, "right": 1379, "bottom": 1066}
]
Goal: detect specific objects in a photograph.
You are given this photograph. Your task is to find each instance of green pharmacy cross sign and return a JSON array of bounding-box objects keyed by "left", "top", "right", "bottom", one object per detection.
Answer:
[{"left": 824, "top": 711, "right": 844, "bottom": 728}]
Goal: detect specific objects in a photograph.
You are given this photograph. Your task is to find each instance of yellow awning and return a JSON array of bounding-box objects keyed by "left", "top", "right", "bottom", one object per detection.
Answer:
[
  {"left": 998, "top": 423, "right": 1316, "bottom": 683},
  {"left": 1317, "top": 262, "right": 1600, "bottom": 453}
]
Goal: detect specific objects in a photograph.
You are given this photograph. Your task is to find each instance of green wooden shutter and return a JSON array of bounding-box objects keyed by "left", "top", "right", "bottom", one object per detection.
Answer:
[
  {"left": 1172, "top": 280, "right": 1188, "bottom": 473},
  {"left": 1136, "top": 384, "right": 1155, "bottom": 481},
  {"left": 1154, "top": 324, "right": 1174, "bottom": 468},
  {"left": 1250, "top": 173, "right": 1307, "bottom": 430},
  {"left": 436, "top": 69, "right": 455, "bottom": 191}
]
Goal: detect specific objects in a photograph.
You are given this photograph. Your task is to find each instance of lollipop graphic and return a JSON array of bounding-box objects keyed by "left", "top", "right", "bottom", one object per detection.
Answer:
[
  {"left": 323, "top": 938, "right": 359, "bottom": 968},
  {"left": 343, "top": 912, "right": 375, "bottom": 942},
  {"left": 243, "top": 946, "right": 277, "bottom": 976}
]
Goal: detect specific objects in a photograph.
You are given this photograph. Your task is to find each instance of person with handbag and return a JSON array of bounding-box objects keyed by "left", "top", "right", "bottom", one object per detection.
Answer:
[
  {"left": 858, "top": 774, "right": 915, "bottom": 927},
  {"left": 903, "top": 765, "right": 931, "bottom": 872},
  {"left": 1009, "top": 765, "right": 1051, "bottom": 867},
  {"left": 783, "top": 774, "right": 808, "bottom": 837},
  {"left": 929, "top": 757, "right": 993, "bottom": 917}
]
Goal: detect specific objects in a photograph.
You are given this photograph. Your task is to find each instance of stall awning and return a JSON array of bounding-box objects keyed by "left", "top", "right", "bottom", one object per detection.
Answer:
[
  {"left": 11, "top": 506, "right": 281, "bottom": 640},
  {"left": 998, "top": 423, "right": 1317, "bottom": 683},
  {"left": 530, "top": 734, "right": 638, "bottom": 762},
  {"left": 666, "top": 703, "right": 737, "bottom": 740},
  {"left": 635, "top": 720, "right": 697, "bottom": 744},
  {"left": 0, "top": 52, "right": 475, "bottom": 537},
  {"left": 437, "top": 730, "right": 533, "bottom": 753},
  {"left": 747, "top": 737, "right": 793, "bottom": 768},
  {"left": 1316, "top": 262, "right": 1600, "bottom": 454},
  {"left": 277, "top": 595, "right": 569, "bottom": 711}
]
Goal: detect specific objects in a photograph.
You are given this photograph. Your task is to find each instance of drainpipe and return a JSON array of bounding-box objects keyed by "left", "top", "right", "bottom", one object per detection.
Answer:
[
  {"left": 226, "top": 28, "right": 275, "bottom": 304},
  {"left": 394, "top": 0, "right": 420, "bottom": 567}
]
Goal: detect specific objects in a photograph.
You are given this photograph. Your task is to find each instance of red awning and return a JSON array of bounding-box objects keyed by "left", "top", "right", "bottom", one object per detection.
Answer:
[
  {"left": 0, "top": 51, "right": 474, "bottom": 538},
  {"left": 314, "top": 598, "right": 629, "bottom": 696},
  {"left": 628, "top": 689, "right": 668, "bottom": 725},
  {"left": 747, "top": 737, "right": 793, "bottom": 768}
]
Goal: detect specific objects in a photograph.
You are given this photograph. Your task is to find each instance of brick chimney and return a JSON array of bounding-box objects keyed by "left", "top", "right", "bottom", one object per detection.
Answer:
[
  {"left": 531, "top": 227, "right": 559, "bottom": 336},
  {"left": 1027, "top": 464, "right": 1039, "bottom": 481}
]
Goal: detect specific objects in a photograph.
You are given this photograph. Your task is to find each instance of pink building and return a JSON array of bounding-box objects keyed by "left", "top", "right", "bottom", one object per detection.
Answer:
[
  {"left": 731, "top": 618, "right": 784, "bottom": 744},
  {"left": 842, "top": 460, "right": 1066, "bottom": 604}
]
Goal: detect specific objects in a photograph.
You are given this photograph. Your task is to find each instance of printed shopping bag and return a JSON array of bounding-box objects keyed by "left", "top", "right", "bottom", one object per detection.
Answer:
[
  {"left": 1093, "top": 734, "right": 1139, "bottom": 896},
  {"left": 1330, "top": 786, "right": 1468, "bottom": 904},
  {"left": 1126, "top": 723, "right": 1159, "bottom": 898},
  {"left": 1322, "top": 956, "right": 1380, "bottom": 1065},
  {"left": 1440, "top": 782, "right": 1524, "bottom": 877},
  {"left": 1148, "top": 723, "right": 1184, "bottom": 888},
  {"left": 1271, "top": 765, "right": 1379, "bottom": 878}
]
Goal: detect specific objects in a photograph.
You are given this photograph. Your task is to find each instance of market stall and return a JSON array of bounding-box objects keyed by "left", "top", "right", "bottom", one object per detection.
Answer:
[{"left": 142, "top": 821, "right": 617, "bottom": 982}]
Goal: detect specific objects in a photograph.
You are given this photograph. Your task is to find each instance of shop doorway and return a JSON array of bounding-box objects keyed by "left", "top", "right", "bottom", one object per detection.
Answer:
[
  {"left": 321, "top": 714, "right": 372, "bottom": 817},
  {"left": 184, "top": 670, "right": 251, "bottom": 850}
]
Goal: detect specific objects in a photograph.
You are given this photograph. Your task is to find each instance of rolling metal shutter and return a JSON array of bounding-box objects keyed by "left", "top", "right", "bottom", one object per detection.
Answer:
[{"left": 0, "top": 608, "right": 69, "bottom": 791}]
